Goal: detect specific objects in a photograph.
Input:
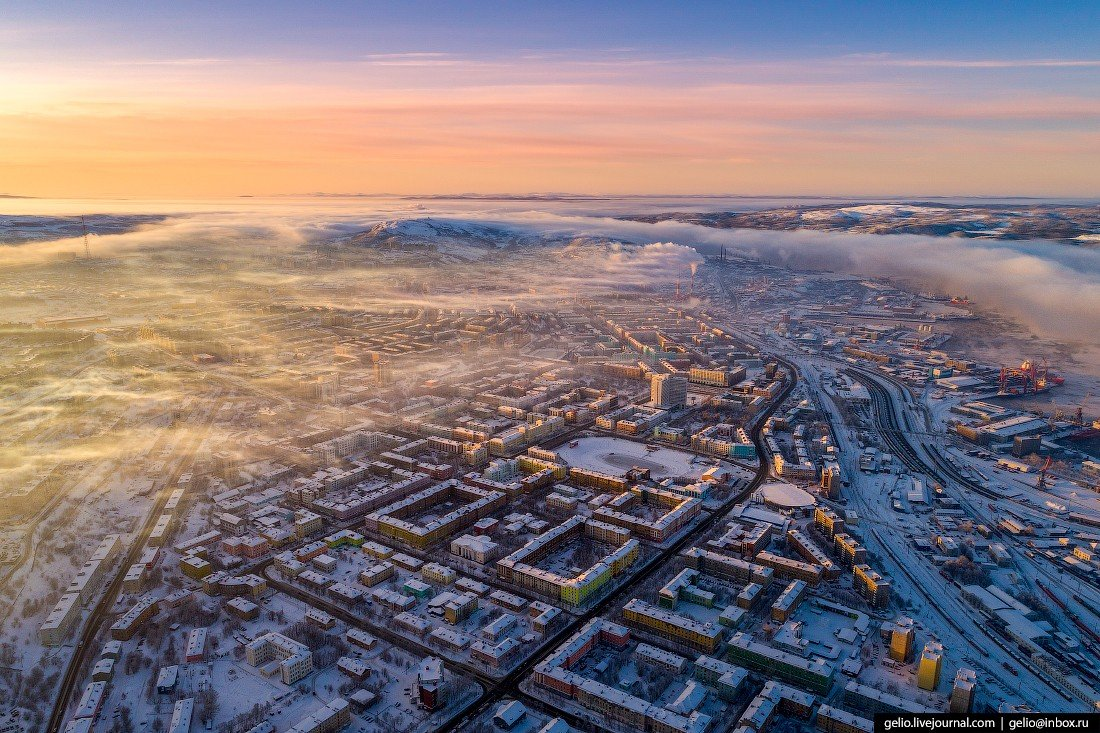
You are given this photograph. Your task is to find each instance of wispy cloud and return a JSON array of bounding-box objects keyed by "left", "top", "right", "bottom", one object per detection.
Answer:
[
  {"left": 1, "top": 51, "right": 1097, "bottom": 197},
  {"left": 115, "top": 57, "right": 233, "bottom": 67},
  {"left": 844, "top": 53, "right": 1100, "bottom": 69},
  {"left": 361, "top": 52, "right": 463, "bottom": 67}
]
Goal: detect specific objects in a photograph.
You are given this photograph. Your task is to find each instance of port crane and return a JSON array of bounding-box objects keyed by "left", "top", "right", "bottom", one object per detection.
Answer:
[
  {"left": 1036, "top": 456, "right": 1054, "bottom": 491},
  {"left": 1076, "top": 391, "right": 1092, "bottom": 426},
  {"left": 998, "top": 358, "right": 1063, "bottom": 396},
  {"left": 80, "top": 215, "right": 90, "bottom": 259}
]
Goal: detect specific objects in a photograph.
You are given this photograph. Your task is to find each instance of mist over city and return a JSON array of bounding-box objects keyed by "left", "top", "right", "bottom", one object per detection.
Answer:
[{"left": 2, "top": 3, "right": 1099, "bottom": 733}]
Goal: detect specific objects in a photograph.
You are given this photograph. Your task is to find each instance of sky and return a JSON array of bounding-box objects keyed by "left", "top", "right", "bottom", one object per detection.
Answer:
[{"left": 1, "top": 1, "right": 1098, "bottom": 198}]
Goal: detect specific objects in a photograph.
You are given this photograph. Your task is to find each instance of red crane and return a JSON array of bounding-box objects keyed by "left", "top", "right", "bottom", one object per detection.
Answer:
[
  {"left": 999, "top": 359, "right": 1062, "bottom": 396},
  {"left": 1037, "top": 456, "right": 1053, "bottom": 491}
]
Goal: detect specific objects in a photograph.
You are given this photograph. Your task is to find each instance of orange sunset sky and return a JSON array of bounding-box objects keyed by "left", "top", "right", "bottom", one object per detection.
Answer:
[{"left": 2, "top": 2, "right": 1098, "bottom": 198}]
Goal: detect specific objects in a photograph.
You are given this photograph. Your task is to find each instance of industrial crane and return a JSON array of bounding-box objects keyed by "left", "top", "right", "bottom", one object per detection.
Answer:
[
  {"left": 998, "top": 358, "right": 1064, "bottom": 396},
  {"left": 1036, "top": 456, "right": 1054, "bottom": 491}
]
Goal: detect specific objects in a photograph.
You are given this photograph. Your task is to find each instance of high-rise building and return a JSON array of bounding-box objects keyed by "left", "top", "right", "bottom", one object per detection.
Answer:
[
  {"left": 374, "top": 359, "right": 393, "bottom": 386},
  {"left": 950, "top": 668, "right": 977, "bottom": 714},
  {"left": 821, "top": 462, "right": 841, "bottom": 498},
  {"left": 853, "top": 564, "right": 890, "bottom": 609},
  {"left": 834, "top": 533, "right": 866, "bottom": 569},
  {"left": 888, "top": 617, "right": 915, "bottom": 663},
  {"left": 651, "top": 374, "right": 688, "bottom": 409},
  {"left": 917, "top": 642, "right": 944, "bottom": 691},
  {"left": 814, "top": 507, "right": 845, "bottom": 540}
]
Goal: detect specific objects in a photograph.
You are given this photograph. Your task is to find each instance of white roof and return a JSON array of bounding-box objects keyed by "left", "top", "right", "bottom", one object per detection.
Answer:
[{"left": 494, "top": 700, "right": 527, "bottom": 726}]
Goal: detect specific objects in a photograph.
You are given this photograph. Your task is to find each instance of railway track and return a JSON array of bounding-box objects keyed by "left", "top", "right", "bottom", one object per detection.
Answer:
[
  {"left": 845, "top": 368, "right": 999, "bottom": 500},
  {"left": 848, "top": 367, "right": 1082, "bottom": 707}
]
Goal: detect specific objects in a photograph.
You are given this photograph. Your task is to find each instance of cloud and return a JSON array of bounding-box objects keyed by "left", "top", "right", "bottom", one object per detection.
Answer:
[
  {"left": 488, "top": 212, "right": 1100, "bottom": 341},
  {"left": 111, "top": 57, "right": 233, "bottom": 68},
  {"left": 361, "top": 52, "right": 462, "bottom": 67},
  {"left": 1, "top": 51, "right": 1097, "bottom": 197},
  {"left": 357, "top": 207, "right": 1096, "bottom": 343},
  {"left": 3, "top": 199, "right": 1098, "bottom": 503},
  {"left": 869, "top": 57, "right": 1100, "bottom": 69},
  {"left": 3, "top": 201, "right": 1096, "bottom": 345}
]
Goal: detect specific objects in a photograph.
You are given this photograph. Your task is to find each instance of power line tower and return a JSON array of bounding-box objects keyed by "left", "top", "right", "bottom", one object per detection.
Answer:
[{"left": 80, "top": 215, "right": 90, "bottom": 259}]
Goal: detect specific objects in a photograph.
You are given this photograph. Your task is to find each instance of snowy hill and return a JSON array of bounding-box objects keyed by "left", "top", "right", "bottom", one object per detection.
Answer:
[
  {"left": 622, "top": 203, "right": 1100, "bottom": 242},
  {"left": 326, "top": 217, "right": 627, "bottom": 261},
  {"left": 342, "top": 218, "right": 545, "bottom": 252},
  {"left": 0, "top": 214, "right": 169, "bottom": 246}
]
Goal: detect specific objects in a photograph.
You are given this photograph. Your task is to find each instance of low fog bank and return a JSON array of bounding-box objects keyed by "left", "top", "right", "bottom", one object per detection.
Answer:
[
  {"left": 484, "top": 212, "right": 1100, "bottom": 342},
  {"left": 2, "top": 199, "right": 1095, "bottom": 341}
]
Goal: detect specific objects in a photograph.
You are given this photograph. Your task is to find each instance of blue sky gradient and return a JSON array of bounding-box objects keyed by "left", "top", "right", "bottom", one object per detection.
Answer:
[{"left": 2, "top": 2, "right": 1097, "bottom": 196}]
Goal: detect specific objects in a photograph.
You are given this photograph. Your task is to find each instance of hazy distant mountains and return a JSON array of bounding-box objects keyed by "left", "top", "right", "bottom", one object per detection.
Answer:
[
  {"left": 328, "top": 217, "right": 634, "bottom": 260},
  {"left": 341, "top": 218, "right": 548, "bottom": 249},
  {"left": 8, "top": 205, "right": 1098, "bottom": 257},
  {"left": 621, "top": 203, "right": 1100, "bottom": 244}
]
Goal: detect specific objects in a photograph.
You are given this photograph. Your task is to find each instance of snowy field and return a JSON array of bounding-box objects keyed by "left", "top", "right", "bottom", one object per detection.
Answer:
[{"left": 557, "top": 436, "right": 733, "bottom": 480}]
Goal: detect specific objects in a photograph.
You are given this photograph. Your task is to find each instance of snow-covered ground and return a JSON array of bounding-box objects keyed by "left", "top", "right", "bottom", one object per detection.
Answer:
[
  {"left": 331, "top": 218, "right": 573, "bottom": 262},
  {"left": 0, "top": 461, "right": 160, "bottom": 728},
  {"left": 88, "top": 586, "right": 482, "bottom": 733},
  {"left": 793, "top": 353, "right": 1089, "bottom": 711},
  {"left": 557, "top": 435, "right": 735, "bottom": 481}
]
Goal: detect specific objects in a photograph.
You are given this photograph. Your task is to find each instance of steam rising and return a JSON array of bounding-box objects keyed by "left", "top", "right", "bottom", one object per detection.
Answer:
[
  {"left": 3, "top": 198, "right": 1095, "bottom": 340},
  {"left": 475, "top": 212, "right": 1100, "bottom": 341}
]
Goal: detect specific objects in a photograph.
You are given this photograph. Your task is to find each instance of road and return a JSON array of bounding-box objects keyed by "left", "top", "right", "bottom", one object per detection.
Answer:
[
  {"left": 46, "top": 399, "right": 222, "bottom": 733},
  {"left": 46, "top": 348, "right": 797, "bottom": 733},
  {"left": 433, "top": 356, "right": 798, "bottom": 732}
]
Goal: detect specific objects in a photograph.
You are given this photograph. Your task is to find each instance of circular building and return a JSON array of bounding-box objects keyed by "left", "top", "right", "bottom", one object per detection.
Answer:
[{"left": 759, "top": 481, "right": 816, "bottom": 514}]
